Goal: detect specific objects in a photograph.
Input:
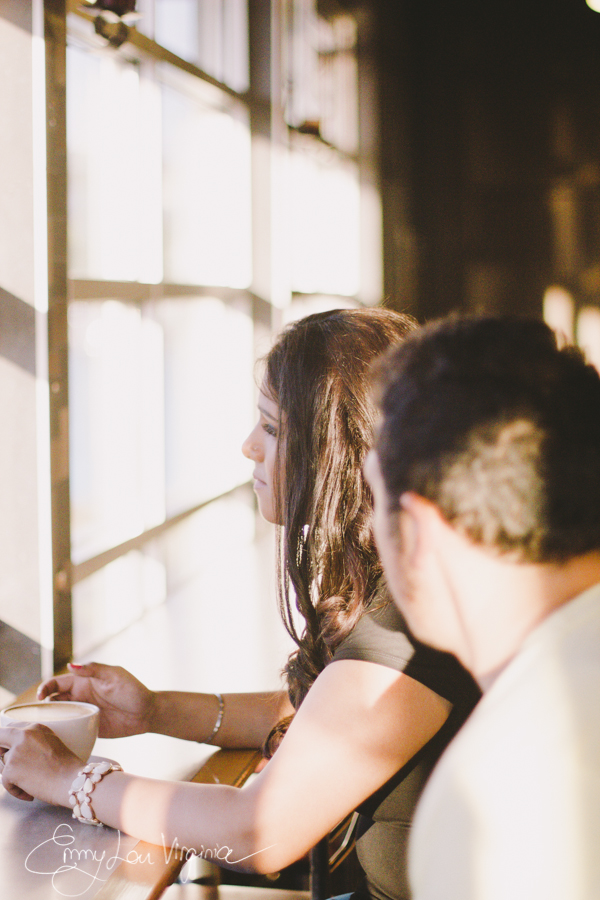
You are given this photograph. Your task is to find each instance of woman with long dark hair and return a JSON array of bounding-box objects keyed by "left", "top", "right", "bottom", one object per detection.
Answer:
[{"left": 0, "top": 309, "right": 479, "bottom": 900}]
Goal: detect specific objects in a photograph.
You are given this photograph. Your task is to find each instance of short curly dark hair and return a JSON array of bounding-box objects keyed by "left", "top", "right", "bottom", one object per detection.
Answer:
[{"left": 372, "top": 315, "right": 600, "bottom": 563}]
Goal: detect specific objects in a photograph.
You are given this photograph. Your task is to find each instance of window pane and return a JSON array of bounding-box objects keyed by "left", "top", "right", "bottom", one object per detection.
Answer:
[
  {"left": 161, "top": 66, "right": 252, "bottom": 287},
  {"left": 161, "top": 493, "right": 288, "bottom": 692},
  {"left": 156, "top": 295, "right": 254, "bottom": 516},
  {"left": 69, "top": 300, "right": 166, "bottom": 562},
  {"left": 73, "top": 492, "right": 290, "bottom": 688},
  {"left": 288, "top": 139, "right": 361, "bottom": 295},
  {"left": 154, "top": 0, "right": 249, "bottom": 93},
  {"left": 285, "top": 3, "right": 358, "bottom": 154},
  {"left": 69, "top": 294, "right": 254, "bottom": 561},
  {"left": 155, "top": 0, "right": 199, "bottom": 66},
  {"left": 67, "top": 46, "right": 163, "bottom": 283},
  {"left": 73, "top": 548, "right": 166, "bottom": 656}
]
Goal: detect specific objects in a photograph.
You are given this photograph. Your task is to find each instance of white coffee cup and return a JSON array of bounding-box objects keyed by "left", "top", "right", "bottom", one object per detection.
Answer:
[{"left": 0, "top": 701, "right": 100, "bottom": 762}]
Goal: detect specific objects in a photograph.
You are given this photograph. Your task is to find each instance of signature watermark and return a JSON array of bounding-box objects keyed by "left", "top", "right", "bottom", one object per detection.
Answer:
[{"left": 25, "top": 823, "right": 276, "bottom": 898}]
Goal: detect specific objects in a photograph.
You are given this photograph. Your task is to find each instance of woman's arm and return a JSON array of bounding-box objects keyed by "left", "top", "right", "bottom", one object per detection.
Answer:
[
  {"left": 3, "top": 658, "right": 450, "bottom": 873},
  {"left": 37, "top": 662, "right": 291, "bottom": 748},
  {"left": 150, "top": 689, "right": 292, "bottom": 748}
]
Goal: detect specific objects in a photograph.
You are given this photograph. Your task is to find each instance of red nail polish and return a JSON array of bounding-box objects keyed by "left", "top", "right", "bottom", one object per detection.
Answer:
[{"left": 69, "top": 663, "right": 83, "bottom": 669}]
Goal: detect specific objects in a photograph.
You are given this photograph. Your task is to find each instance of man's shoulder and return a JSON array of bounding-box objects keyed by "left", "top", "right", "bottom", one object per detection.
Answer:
[{"left": 432, "top": 584, "right": 600, "bottom": 774}]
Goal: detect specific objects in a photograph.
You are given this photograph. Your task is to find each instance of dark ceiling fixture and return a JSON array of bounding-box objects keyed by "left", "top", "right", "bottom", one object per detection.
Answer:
[
  {"left": 85, "top": 0, "right": 136, "bottom": 15},
  {"left": 80, "top": 1, "right": 139, "bottom": 48}
]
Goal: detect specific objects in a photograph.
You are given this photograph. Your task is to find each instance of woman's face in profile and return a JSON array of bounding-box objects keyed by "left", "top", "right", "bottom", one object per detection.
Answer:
[{"left": 242, "top": 385, "right": 281, "bottom": 524}]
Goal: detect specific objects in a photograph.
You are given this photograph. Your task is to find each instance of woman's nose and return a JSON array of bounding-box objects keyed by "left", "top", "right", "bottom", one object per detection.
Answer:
[{"left": 242, "top": 424, "right": 262, "bottom": 461}]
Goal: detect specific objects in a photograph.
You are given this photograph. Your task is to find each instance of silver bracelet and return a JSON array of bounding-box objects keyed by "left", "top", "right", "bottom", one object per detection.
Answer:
[
  {"left": 68, "top": 760, "right": 123, "bottom": 826},
  {"left": 205, "top": 693, "right": 224, "bottom": 745}
]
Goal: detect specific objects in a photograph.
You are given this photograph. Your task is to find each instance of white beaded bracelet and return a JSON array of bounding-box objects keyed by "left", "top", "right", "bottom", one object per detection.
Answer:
[
  {"left": 68, "top": 760, "right": 123, "bottom": 826},
  {"left": 204, "top": 693, "right": 224, "bottom": 745}
]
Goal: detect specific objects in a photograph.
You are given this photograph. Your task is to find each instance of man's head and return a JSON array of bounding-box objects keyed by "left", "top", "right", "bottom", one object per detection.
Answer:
[
  {"left": 365, "top": 316, "right": 600, "bottom": 669},
  {"left": 371, "top": 315, "right": 600, "bottom": 564}
]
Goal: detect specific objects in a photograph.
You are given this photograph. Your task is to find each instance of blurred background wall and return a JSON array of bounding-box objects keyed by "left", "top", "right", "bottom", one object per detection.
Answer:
[{"left": 376, "top": 0, "right": 600, "bottom": 346}]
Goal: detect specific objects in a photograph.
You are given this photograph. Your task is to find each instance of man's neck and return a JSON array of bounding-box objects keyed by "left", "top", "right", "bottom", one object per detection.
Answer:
[{"left": 454, "top": 549, "right": 600, "bottom": 691}]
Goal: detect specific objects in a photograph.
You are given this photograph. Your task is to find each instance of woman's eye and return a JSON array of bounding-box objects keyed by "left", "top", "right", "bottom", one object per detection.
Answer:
[{"left": 262, "top": 423, "right": 277, "bottom": 437}]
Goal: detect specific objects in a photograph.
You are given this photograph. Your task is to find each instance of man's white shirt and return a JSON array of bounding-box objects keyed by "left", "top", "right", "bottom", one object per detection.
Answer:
[{"left": 409, "top": 582, "right": 600, "bottom": 900}]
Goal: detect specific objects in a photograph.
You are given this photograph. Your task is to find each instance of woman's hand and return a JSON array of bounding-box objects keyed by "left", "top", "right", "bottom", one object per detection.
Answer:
[
  {"left": 37, "top": 663, "right": 157, "bottom": 739},
  {"left": 0, "top": 723, "right": 82, "bottom": 806}
]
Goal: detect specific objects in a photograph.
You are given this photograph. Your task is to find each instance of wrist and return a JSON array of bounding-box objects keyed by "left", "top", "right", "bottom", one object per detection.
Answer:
[
  {"left": 146, "top": 691, "right": 165, "bottom": 734},
  {"left": 68, "top": 760, "right": 123, "bottom": 825},
  {"left": 147, "top": 691, "right": 169, "bottom": 734},
  {"left": 204, "top": 693, "right": 224, "bottom": 745},
  {"left": 57, "top": 758, "right": 85, "bottom": 808}
]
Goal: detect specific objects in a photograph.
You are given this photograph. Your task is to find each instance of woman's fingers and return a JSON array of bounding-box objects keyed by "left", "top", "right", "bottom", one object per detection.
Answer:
[
  {"left": 36, "top": 663, "right": 154, "bottom": 739},
  {"left": 2, "top": 776, "right": 34, "bottom": 802},
  {"left": 67, "top": 661, "right": 107, "bottom": 678},
  {"left": 37, "top": 661, "right": 110, "bottom": 701},
  {"left": 0, "top": 724, "right": 81, "bottom": 806},
  {"left": 0, "top": 731, "right": 34, "bottom": 799},
  {"left": 37, "top": 674, "right": 75, "bottom": 700}
]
